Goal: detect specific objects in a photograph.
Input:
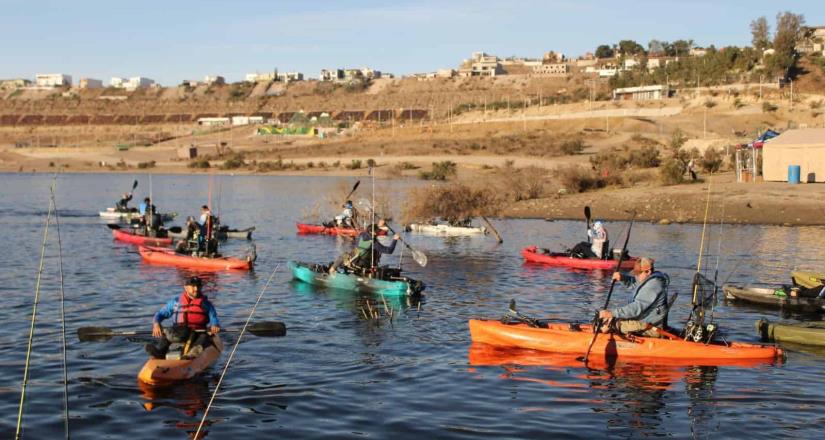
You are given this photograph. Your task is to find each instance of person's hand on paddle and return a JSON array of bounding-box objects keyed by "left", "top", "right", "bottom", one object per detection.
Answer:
[
  {"left": 392, "top": 233, "right": 400, "bottom": 240},
  {"left": 612, "top": 272, "right": 622, "bottom": 282},
  {"left": 210, "top": 325, "right": 220, "bottom": 334},
  {"left": 152, "top": 323, "right": 162, "bottom": 338},
  {"left": 598, "top": 310, "right": 613, "bottom": 321}
]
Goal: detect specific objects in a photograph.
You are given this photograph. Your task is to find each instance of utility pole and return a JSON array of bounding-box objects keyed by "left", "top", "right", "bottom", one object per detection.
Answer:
[{"left": 759, "top": 75, "right": 763, "bottom": 100}]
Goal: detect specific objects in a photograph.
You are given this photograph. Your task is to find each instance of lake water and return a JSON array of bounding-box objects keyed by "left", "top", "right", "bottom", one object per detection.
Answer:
[{"left": 1, "top": 173, "right": 823, "bottom": 439}]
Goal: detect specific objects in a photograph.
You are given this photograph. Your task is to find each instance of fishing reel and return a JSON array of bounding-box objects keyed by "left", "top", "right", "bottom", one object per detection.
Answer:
[{"left": 684, "top": 320, "right": 718, "bottom": 343}]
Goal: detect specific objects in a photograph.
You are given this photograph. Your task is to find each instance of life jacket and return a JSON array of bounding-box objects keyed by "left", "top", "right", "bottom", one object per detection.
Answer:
[
  {"left": 350, "top": 234, "right": 375, "bottom": 267},
  {"left": 175, "top": 292, "right": 209, "bottom": 330}
]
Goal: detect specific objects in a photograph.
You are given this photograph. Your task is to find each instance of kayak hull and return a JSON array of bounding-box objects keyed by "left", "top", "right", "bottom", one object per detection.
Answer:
[
  {"left": 724, "top": 284, "right": 825, "bottom": 313},
  {"left": 791, "top": 271, "right": 825, "bottom": 289},
  {"left": 406, "top": 223, "right": 487, "bottom": 236},
  {"left": 288, "top": 260, "right": 424, "bottom": 296},
  {"left": 138, "top": 335, "right": 224, "bottom": 385},
  {"left": 100, "top": 208, "right": 176, "bottom": 223},
  {"left": 112, "top": 228, "right": 173, "bottom": 247},
  {"left": 139, "top": 246, "right": 253, "bottom": 271},
  {"left": 469, "top": 320, "right": 782, "bottom": 363},
  {"left": 521, "top": 245, "right": 638, "bottom": 270},
  {"left": 757, "top": 319, "right": 825, "bottom": 346},
  {"left": 296, "top": 223, "right": 363, "bottom": 237}
]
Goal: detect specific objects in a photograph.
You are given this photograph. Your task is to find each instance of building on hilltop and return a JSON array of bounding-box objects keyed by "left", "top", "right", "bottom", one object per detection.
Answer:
[
  {"left": 78, "top": 78, "right": 103, "bottom": 89},
  {"left": 458, "top": 52, "right": 503, "bottom": 77},
  {"left": 111, "top": 76, "right": 155, "bottom": 90},
  {"left": 542, "top": 51, "right": 566, "bottom": 63},
  {"left": 612, "top": 85, "right": 670, "bottom": 101},
  {"left": 277, "top": 72, "right": 304, "bottom": 83},
  {"left": 245, "top": 71, "right": 278, "bottom": 83},
  {"left": 319, "top": 68, "right": 380, "bottom": 82},
  {"left": 320, "top": 69, "right": 344, "bottom": 82},
  {"left": 204, "top": 75, "right": 225, "bottom": 85},
  {"left": 796, "top": 26, "right": 825, "bottom": 56},
  {"left": 36, "top": 74, "right": 72, "bottom": 87},
  {"left": 0, "top": 78, "right": 32, "bottom": 89}
]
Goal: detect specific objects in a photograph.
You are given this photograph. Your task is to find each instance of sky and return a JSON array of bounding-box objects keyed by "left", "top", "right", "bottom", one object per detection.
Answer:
[{"left": 1, "top": 0, "right": 823, "bottom": 84}]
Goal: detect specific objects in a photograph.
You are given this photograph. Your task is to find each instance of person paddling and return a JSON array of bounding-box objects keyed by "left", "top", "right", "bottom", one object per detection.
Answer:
[
  {"left": 197, "top": 205, "right": 218, "bottom": 256},
  {"left": 598, "top": 257, "right": 670, "bottom": 337},
  {"left": 145, "top": 276, "right": 220, "bottom": 360},
  {"left": 335, "top": 200, "right": 357, "bottom": 228},
  {"left": 329, "top": 218, "right": 399, "bottom": 274},
  {"left": 116, "top": 192, "right": 133, "bottom": 211},
  {"left": 570, "top": 220, "right": 609, "bottom": 259}
]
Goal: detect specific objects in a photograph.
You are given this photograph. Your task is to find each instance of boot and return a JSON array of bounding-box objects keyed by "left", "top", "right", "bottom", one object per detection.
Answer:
[{"left": 144, "top": 344, "right": 164, "bottom": 359}]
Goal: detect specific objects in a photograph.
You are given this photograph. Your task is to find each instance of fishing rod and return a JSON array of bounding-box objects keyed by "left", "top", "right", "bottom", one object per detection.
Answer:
[
  {"left": 683, "top": 173, "right": 717, "bottom": 343},
  {"left": 51, "top": 182, "right": 70, "bottom": 440},
  {"left": 16, "top": 176, "right": 57, "bottom": 440},
  {"left": 194, "top": 263, "right": 282, "bottom": 438}
]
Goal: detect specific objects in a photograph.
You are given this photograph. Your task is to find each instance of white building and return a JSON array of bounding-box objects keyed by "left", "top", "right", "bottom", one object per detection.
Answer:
[
  {"left": 197, "top": 117, "right": 230, "bottom": 126},
  {"left": 532, "top": 64, "right": 570, "bottom": 76},
  {"left": 204, "top": 75, "right": 225, "bottom": 85},
  {"left": 78, "top": 78, "right": 103, "bottom": 89},
  {"left": 231, "top": 115, "right": 265, "bottom": 126},
  {"left": 36, "top": 73, "right": 72, "bottom": 87},
  {"left": 110, "top": 76, "right": 155, "bottom": 90},
  {"left": 277, "top": 72, "right": 304, "bottom": 82},
  {"left": 613, "top": 85, "right": 670, "bottom": 101},
  {"left": 245, "top": 71, "right": 278, "bottom": 83}
]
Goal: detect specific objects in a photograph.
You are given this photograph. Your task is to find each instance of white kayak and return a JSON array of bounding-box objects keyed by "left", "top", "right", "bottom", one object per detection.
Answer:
[
  {"left": 99, "top": 208, "right": 177, "bottom": 222},
  {"left": 406, "top": 223, "right": 487, "bottom": 236}
]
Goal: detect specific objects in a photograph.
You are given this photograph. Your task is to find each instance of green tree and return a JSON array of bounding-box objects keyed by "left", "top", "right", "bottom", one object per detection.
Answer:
[
  {"left": 595, "top": 44, "right": 614, "bottom": 58},
  {"left": 618, "top": 39, "right": 645, "bottom": 56},
  {"left": 750, "top": 16, "right": 771, "bottom": 52},
  {"left": 669, "top": 39, "right": 694, "bottom": 57},
  {"left": 770, "top": 11, "right": 805, "bottom": 75},
  {"left": 648, "top": 39, "right": 666, "bottom": 55}
]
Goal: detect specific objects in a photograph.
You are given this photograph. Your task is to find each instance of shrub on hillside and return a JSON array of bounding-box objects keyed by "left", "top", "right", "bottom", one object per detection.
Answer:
[
  {"left": 559, "top": 139, "right": 586, "bottom": 155},
  {"left": 557, "top": 165, "right": 618, "bottom": 193},
  {"left": 188, "top": 158, "right": 210, "bottom": 169},
  {"left": 701, "top": 148, "right": 723, "bottom": 173},
  {"left": 219, "top": 153, "right": 246, "bottom": 170},
  {"left": 659, "top": 158, "right": 685, "bottom": 185},
  {"left": 345, "top": 159, "right": 362, "bottom": 170},
  {"left": 419, "top": 161, "right": 457, "bottom": 181},
  {"left": 506, "top": 166, "right": 548, "bottom": 201},
  {"left": 137, "top": 160, "right": 156, "bottom": 169},
  {"left": 762, "top": 101, "right": 778, "bottom": 113}
]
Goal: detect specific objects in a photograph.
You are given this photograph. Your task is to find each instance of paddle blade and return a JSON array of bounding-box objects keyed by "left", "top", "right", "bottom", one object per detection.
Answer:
[
  {"left": 77, "top": 326, "right": 115, "bottom": 342},
  {"left": 247, "top": 321, "right": 286, "bottom": 337},
  {"left": 411, "top": 249, "right": 428, "bottom": 267},
  {"left": 508, "top": 299, "right": 517, "bottom": 314},
  {"left": 584, "top": 206, "right": 591, "bottom": 221},
  {"left": 106, "top": 224, "right": 121, "bottom": 230},
  {"left": 132, "top": 179, "right": 139, "bottom": 191},
  {"left": 168, "top": 226, "right": 182, "bottom": 234}
]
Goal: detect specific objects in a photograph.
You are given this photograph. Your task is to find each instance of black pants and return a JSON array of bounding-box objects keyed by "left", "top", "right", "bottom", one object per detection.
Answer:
[{"left": 151, "top": 326, "right": 210, "bottom": 356}]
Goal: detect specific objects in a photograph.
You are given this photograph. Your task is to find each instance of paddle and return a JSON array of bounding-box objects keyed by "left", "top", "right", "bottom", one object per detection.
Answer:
[
  {"left": 343, "top": 180, "right": 361, "bottom": 204},
  {"left": 584, "top": 206, "right": 592, "bottom": 243},
  {"left": 580, "top": 212, "right": 636, "bottom": 364},
  {"left": 131, "top": 179, "right": 138, "bottom": 194},
  {"left": 385, "top": 223, "right": 428, "bottom": 267},
  {"left": 77, "top": 322, "right": 286, "bottom": 342}
]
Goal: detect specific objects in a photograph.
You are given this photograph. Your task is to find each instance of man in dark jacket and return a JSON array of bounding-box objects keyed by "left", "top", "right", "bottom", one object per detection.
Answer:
[{"left": 329, "top": 219, "right": 399, "bottom": 274}]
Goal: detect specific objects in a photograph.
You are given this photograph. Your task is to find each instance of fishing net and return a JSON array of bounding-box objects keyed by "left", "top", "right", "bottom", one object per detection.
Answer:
[
  {"left": 684, "top": 272, "right": 719, "bottom": 343},
  {"left": 691, "top": 272, "right": 718, "bottom": 310}
]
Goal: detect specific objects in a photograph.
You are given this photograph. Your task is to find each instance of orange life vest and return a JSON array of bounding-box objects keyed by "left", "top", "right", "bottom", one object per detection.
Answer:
[{"left": 175, "top": 292, "right": 209, "bottom": 330}]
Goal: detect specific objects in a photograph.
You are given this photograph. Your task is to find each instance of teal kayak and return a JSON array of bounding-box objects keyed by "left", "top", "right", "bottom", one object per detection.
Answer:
[{"left": 288, "top": 261, "right": 425, "bottom": 296}]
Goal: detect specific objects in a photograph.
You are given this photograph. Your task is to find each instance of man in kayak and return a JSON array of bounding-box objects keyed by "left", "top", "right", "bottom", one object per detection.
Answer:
[
  {"left": 570, "top": 221, "right": 609, "bottom": 259},
  {"left": 116, "top": 192, "right": 133, "bottom": 211},
  {"left": 598, "top": 257, "right": 670, "bottom": 337},
  {"left": 139, "top": 197, "right": 151, "bottom": 216},
  {"left": 334, "top": 201, "right": 357, "bottom": 228},
  {"left": 329, "top": 218, "right": 400, "bottom": 274},
  {"left": 175, "top": 216, "right": 200, "bottom": 254},
  {"left": 145, "top": 276, "right": 220, "bottom": 359},
  {"left": 198, "top": 205, "right": 218, "bottom": 256}
]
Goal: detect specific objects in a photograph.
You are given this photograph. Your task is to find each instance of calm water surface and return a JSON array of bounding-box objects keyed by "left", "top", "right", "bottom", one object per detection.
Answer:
[{"left": 1, "top": 173, "right": 823, "bottom": 439}]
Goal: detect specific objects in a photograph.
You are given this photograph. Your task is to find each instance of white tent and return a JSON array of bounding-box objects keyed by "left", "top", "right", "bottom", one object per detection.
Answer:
[{"left": 762, "top": 128, "right": 825, "bottom": 182}]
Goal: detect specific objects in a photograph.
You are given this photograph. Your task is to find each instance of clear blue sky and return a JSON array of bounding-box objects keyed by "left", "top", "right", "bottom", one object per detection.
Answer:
[{"left": 1, "top": 0, "right": 822, "bottom": 84}]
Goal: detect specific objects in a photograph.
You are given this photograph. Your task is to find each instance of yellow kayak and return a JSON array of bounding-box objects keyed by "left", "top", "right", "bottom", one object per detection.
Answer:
[{"left": 138, "top": 334, "right": 224, "bottom": 386}]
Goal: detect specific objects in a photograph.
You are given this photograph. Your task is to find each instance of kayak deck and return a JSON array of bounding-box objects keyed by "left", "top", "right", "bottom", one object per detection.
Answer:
[
  {"left": 111, "top": 228, "right": 172, "bottom": 247},
  {"left": 288, "top": 260, "right": 425, "bottom": 296},
  {"left": 469, "top": 320, "right": 782, "bottom": 363},
  {"left": 138, "top": 334, "right": 224, "bottom": 385},
  {"left": 521, "top": 245, "right": 638, "bottom": 270}
]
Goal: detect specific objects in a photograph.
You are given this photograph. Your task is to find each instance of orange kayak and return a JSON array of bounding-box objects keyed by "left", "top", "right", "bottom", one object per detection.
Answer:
[
  {"left": 138, "top": 246, "right": 253, "bottom": 271},
  {"left": 522, "top": 246, "right": 638, "bottom": 270},
  {"left": 296, "top": 223, "right": 386, "bottom": 237},
  {"left": 138, "top": 334, "right": 223, "bottom": 385},
  {"left": 112, "top": 228, "right": 172, "bottom": 247},
  {"left": 468, "top": 320, "right": 783, "bottom": 364}
]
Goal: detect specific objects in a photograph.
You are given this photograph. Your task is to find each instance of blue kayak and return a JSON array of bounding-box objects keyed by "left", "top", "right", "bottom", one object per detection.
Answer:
[{"left": 288, "top": 261, "right": 425, "bottom": 296}]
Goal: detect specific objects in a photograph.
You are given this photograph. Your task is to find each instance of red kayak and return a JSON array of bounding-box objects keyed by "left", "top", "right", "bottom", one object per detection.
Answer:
[
  {"left": 112, "top": 228, "right": 172, "bottom": 247},
  {"left": 521, "top": 245, "right": 638, "bottom": 270},
  {"left": 296, "top": 223, "right": 385, "bottom": 237},
  {"left": 138, "top": 246, "right": 253, "bottom": 271}
]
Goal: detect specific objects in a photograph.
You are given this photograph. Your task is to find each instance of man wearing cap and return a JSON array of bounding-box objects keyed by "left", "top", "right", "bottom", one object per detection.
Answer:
[
  {"left": 329, "top": 218, "right": 399, "bottom": 274},
  {"left": 598, "top": 257, "right": 670, "bottom": 337},
  {"left": 335, "top": 200, "right": 357, "bottom": 228},
  {"left": 570, "top": 220, "right": 609, "bottom": 259},
  {"left": 145, "top": 277, "right": 221, "bottom": 359}
]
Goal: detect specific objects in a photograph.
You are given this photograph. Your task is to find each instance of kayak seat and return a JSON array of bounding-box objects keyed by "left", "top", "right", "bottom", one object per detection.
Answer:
[{"left": 662, "top": 290, "right": 679, "bottom": 329}]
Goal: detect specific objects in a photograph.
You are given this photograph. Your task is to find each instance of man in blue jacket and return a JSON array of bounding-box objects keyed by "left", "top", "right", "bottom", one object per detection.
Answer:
[
  {"left": 598, "top": 257, "right": 670, "bottom": 337},
  {"left": 145, "top": 276, "right": 221, "bottom": 359}
]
